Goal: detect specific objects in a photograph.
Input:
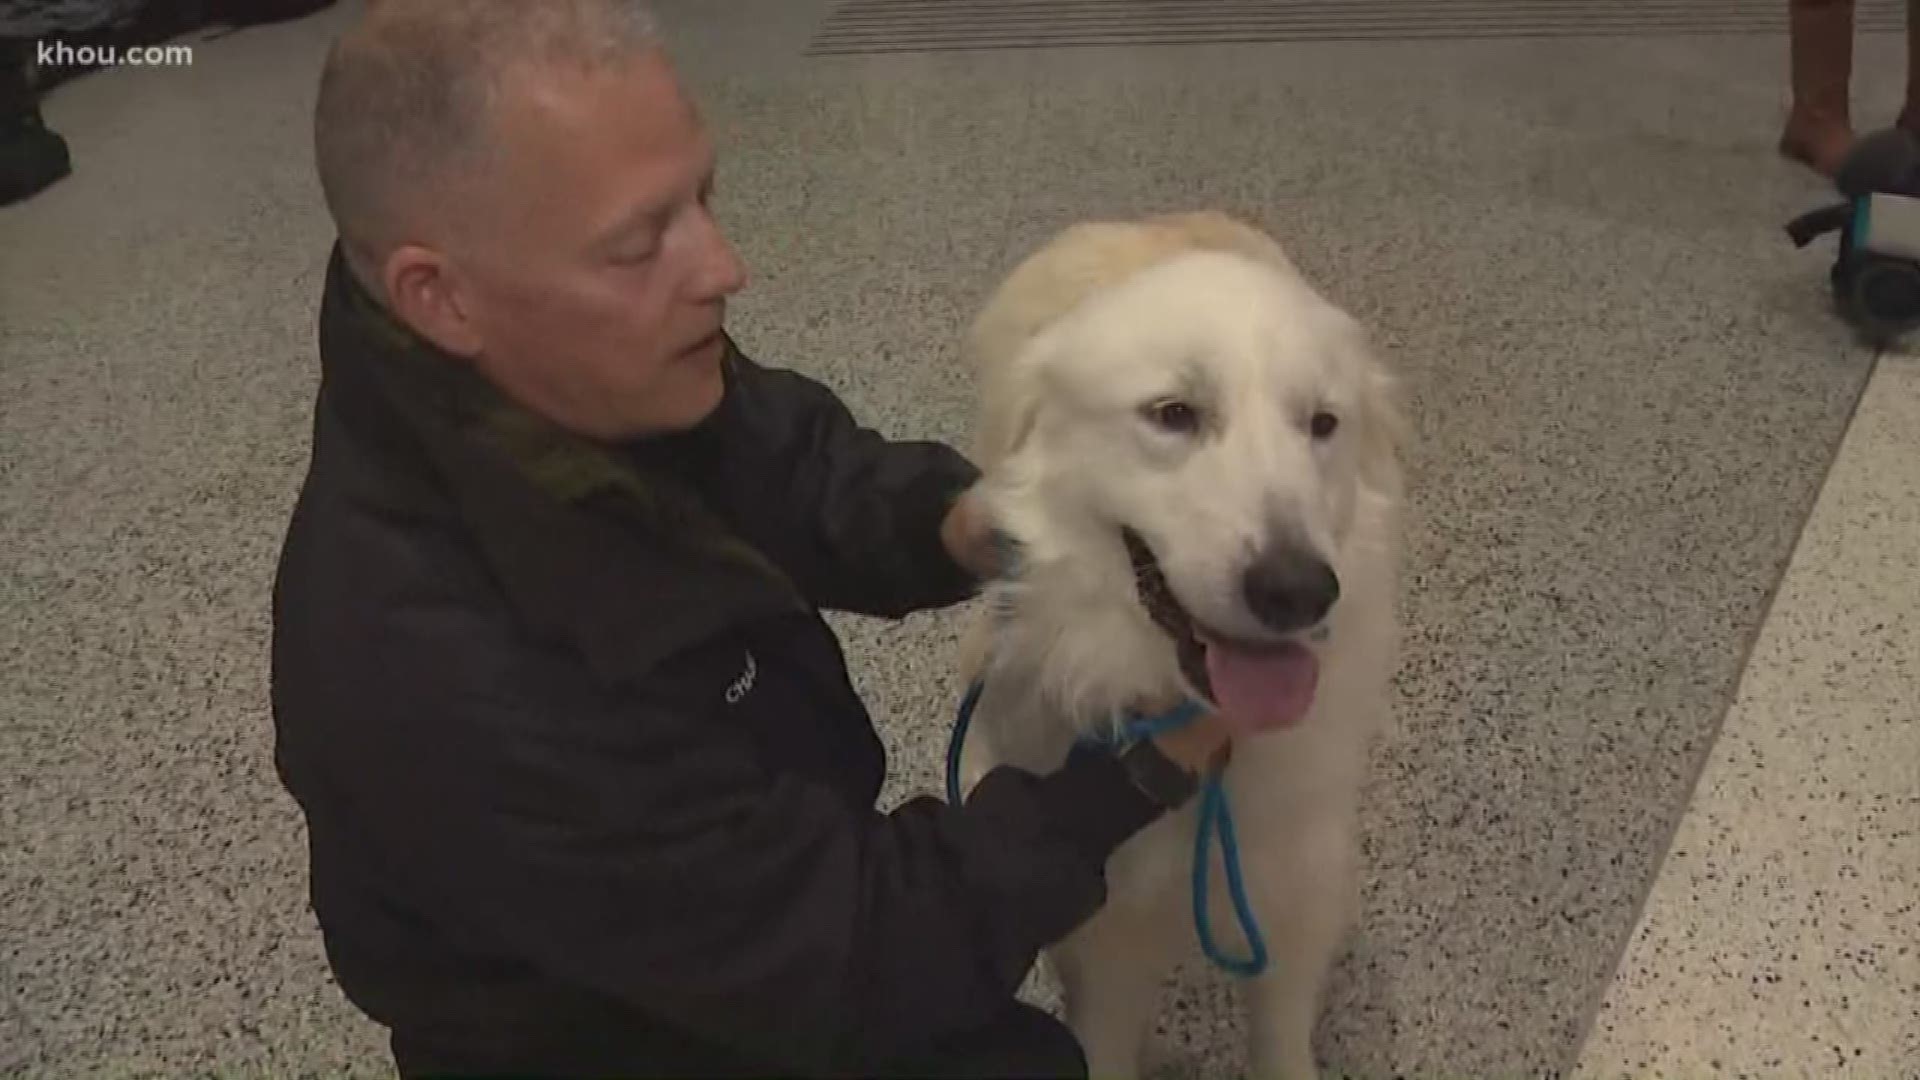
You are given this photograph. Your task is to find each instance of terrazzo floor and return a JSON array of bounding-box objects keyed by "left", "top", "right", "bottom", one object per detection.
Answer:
[
  {"left": 1, "top": 1, "right": 1913, "bottom": 1076},
  {"left": 1571, "top": 353, "right": 1920, "bottom": 1080}
]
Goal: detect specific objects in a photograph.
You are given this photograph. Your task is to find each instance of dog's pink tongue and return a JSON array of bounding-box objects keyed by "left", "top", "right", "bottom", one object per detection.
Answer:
[{"left": 1203, "top": 641, "right": 1319, "bottom": 735}]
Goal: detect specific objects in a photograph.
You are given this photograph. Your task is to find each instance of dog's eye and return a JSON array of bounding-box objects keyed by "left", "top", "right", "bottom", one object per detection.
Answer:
[
  {"left": 1144, "top": 399, "right": 1201, "bottom": 435},
  {"left": 1309, "top": 411, "right": 1339, "bottom": 440}
]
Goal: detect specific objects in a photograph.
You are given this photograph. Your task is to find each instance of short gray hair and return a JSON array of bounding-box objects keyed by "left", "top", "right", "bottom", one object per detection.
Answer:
[{"left": 313, "top": 0, "right": 662, "bottom": 283}]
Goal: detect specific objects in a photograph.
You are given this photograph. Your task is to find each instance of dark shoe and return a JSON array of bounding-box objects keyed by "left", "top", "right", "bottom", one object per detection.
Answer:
[
  {"left": 0, "top": 36, "right": 68, "bottom": 205},
  {"left": 0, "top": 111, "right": 72, "bottom": 205}
]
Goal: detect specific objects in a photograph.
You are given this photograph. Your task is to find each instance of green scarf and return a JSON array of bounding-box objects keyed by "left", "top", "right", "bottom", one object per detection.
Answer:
[{"left": 339, "top": 267, "right": 801, "bottom": 600}]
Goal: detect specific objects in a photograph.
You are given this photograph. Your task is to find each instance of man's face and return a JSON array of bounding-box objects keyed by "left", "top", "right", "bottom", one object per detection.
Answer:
[{"left": 441, "top": 50, "right": 746, "bottom": 440}]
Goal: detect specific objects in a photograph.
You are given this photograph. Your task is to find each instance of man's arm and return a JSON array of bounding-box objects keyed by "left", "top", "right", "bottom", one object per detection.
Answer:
[
  {"left": 357, "top": 604, "right": 1166, "bottom": 1072},
  {"left": 720, "top": 341, "right": 985, "bottom": 618}
]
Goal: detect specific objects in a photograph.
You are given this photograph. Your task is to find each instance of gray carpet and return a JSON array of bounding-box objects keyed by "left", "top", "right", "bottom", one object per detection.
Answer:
[{"left": 0, "top": 1, "right": 1896, "bottom": 1075}]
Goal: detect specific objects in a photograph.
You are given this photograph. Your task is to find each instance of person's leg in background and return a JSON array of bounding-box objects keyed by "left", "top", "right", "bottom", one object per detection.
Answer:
[
  {"left": 1782, "top": 0, "right": 1857, "bottom": 178},
  {"left": 1900, "top": 0, "right": 1920, "bottom": 132}
]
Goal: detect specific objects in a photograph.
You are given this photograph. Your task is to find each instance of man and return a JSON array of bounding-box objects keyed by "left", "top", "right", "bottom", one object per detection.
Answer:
[{"left": 272, "top": 2, "right": 1231, "bottom": 1076}]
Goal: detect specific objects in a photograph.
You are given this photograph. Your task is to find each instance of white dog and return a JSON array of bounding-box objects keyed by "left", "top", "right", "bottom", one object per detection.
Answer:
[{"left": 953, "top": 212, "right": 1406, "bottom": 1080}]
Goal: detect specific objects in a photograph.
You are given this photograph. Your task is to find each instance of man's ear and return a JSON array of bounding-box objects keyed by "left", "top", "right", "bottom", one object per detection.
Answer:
[{"left": 381, "top": 243, "right": 484, "bottom": 360}]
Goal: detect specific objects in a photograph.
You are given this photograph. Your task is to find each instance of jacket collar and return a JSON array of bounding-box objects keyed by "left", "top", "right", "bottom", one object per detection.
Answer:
[{"left": 315, "top": 243, "right": 806, "bottom": 686}]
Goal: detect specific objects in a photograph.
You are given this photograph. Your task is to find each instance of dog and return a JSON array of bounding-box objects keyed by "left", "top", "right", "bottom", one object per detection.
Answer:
[{"left": 953, "top": 211, "right": 1406, "bottom": 1079}]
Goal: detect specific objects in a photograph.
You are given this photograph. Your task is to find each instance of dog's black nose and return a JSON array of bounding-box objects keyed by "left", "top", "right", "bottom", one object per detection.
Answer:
[{"left": 1242, "top": 549, "right": 1340, "bottom": 633}]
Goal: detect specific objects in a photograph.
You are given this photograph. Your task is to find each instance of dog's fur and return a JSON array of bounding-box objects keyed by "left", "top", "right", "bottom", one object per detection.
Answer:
[{"left": 955, "top": 212, "right": 1405, "bottom": 1079}]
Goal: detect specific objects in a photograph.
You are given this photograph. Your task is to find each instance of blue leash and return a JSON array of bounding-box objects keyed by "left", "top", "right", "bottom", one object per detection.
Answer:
[{"left": 944, "top": 677, "right": 1269, "bottom": 978}]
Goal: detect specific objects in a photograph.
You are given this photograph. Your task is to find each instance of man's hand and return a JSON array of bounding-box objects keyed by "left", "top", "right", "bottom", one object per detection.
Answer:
[{"left": 939, "top": 488, "right": 1001, "bottom": 583}]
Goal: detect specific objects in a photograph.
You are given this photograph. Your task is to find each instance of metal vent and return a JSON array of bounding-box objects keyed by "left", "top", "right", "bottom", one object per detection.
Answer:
[{"left": 809, "top": 0, "right": 1906, "bottom": 55}]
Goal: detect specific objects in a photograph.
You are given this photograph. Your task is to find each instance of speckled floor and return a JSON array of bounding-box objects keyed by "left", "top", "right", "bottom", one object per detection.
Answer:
[
  {"left": 1, "top": 2, "right": 1913, "bottom": 1077},
  {"left": 1571, "top": 353, "right": 1920, "bottom": 1080}
]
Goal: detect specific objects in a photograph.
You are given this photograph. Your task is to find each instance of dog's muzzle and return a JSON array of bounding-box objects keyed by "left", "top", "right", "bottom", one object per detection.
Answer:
[
  {"left": 1122, "top": 527, "right": 1215, "bottom": 701},
  {"left": 1241, "top": 546, "right": 1340, "bottom": 635},
  {"left": 1122, "top": 527, "right": 1338, "bottom": 708}
]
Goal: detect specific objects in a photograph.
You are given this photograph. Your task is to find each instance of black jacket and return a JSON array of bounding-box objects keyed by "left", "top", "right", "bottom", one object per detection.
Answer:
[{"left": 269, "top": 248, "right": 1164, "bottom": 1077}]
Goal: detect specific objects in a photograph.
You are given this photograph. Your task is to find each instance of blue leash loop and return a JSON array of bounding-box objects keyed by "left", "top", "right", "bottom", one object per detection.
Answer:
[{"left": 944, "top": 679, "right": 1269, "bottom": 978}]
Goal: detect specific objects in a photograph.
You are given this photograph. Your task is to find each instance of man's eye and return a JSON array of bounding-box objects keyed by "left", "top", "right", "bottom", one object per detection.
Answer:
[{"left": 1143, "top": 399, "right": 1202, "bottom": 434}]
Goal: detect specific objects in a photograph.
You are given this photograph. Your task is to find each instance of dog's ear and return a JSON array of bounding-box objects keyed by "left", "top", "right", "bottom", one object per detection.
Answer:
[
  {"left": 972, "top": 372, "right": 1040, "bottom": 469},
  {"left": 995, "top": 397, "right": 1042, "bottom": 463},
  {"left": 970, "top": 330, "right": 1053, "bottom": 469},
  {"left": 1338, "top": 316, "right": 1410, "bottom": 495}
]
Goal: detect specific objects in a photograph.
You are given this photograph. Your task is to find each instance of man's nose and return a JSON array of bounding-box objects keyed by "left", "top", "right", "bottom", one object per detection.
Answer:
[
  {"left": 691, "top": 209, "right": 748, "bottom": 298},
  {"left": 1241, "top": 545, "right": 1339, "bottom": 633}
]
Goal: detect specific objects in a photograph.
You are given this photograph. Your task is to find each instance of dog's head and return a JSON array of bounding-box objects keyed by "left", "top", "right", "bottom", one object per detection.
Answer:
[{"left": 981, "top": 248, "right": 1404, "bottom": 730}]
